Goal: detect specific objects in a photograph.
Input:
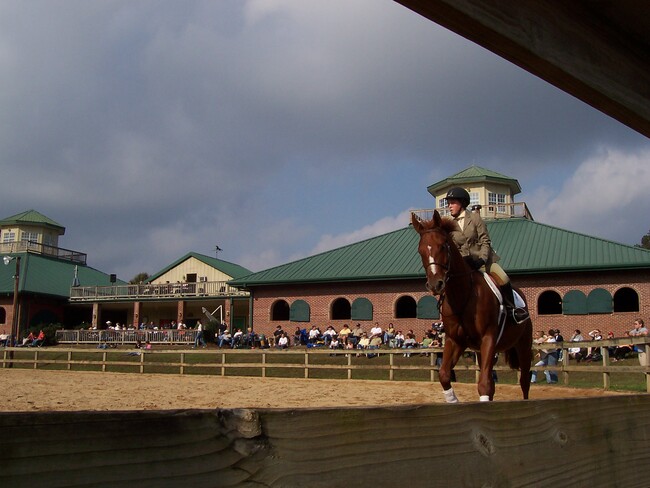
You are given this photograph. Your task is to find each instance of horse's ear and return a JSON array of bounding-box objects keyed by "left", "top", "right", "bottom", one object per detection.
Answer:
[
  {"left": 411, "top": 212, "right": 424, "bottom": 234},
  {"left": 433, "top": 209, "right": 442, "bottom": 227}
]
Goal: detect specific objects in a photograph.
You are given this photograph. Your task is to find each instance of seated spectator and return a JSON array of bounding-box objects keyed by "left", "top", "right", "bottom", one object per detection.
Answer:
[
  {"left": 357, "top": 332, "right": 370, "bottom": 350},
  {"left": 293, "top": 327, "right": 302, "bottom": 346},
  {"left": 370, "top": 323, "right": 383, "bottom": 341},
  {"left": 322, "top": 326, "right": 337, "bottom": 346},
  {"left": 338, "top": 324, "right": 352, "bottom": 345},
  {"left": 349, "top": 323, "right": 364, "bottom": 347},
  {"left": 568, "top": 329, "right": 586, "bottom": 361},
  {"left": 308, "top": 325, "right": 322, "bottom": 344},
  {"left": 367, "top": 335, "right": 382, "bottom": 358},
  {"left": 402, "top": 332, "right": 418, "bottom": 357},
  {"left": 0, "top": 332, "right": 10, "bottom": 347},
  {"left": 613, "top": 331, "right": 634, "bottom": 361},
  {"left": 276, "top": 333, "right": 289, "bottom": 349},
  {"left": 329, "top": 337, "right": 341, "bottom": 350},
  {"left": 231, "top": 329, "right": 244, "bottom": 348},
  {"left": 218, "top": 329, "right": 232, "bottom": 348},
  {"left": 273, "top": 325, "right": 285, "bottom": 346},
  {"left": 30, "top": 329, "right": 46, "bottom": 347},
  {"left": 383, "top": 323, "right": 396, "bottom": 347},
  {"left": 394, "top": 330, "right": 405, "bottom": 348},
  {"left": 629, "top": 318, "right": 648, "bottom": 365},
  {"left": 243, "top": 328, "right": 257, "bottom": 348}
]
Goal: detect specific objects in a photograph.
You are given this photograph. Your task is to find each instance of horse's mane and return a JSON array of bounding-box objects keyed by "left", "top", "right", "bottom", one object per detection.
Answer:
[{"left": 439, "top": 216, "right": 461, "bottom": 235}]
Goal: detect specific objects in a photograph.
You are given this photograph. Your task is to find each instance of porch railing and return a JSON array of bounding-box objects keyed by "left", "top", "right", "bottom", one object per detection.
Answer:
[
  {"left": 69, "top": 281, "right": 249, "bottom": 301},
  {"left": 411, "top": 201, "right": 533, "bottom": 221},
  {"left": 0, "top": 240, "right": 87, "bottom": 265}
]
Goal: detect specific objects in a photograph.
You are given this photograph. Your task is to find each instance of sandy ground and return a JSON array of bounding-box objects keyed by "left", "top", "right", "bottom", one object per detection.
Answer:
[{"left": 0, "top": 369, "right": 627, "bottom": 412}]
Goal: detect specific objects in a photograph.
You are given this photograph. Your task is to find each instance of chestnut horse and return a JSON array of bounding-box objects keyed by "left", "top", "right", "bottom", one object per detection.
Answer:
[{"left": 412, "top": 211, "right": 532, "bottom": 402}]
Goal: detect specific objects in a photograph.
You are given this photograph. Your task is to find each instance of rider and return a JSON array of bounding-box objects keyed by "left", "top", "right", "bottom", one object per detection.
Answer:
[{"left": 445, "top": 186, "right": 529, "bottom": 323}]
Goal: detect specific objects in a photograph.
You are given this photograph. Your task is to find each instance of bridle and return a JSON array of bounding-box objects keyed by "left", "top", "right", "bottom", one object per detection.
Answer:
[{"left": 420, "top": 228, "right": 451, "bottom": 290}]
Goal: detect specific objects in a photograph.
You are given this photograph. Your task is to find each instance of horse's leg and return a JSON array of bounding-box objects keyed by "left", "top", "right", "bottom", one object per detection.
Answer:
[
  {"left": 516, "top": 320, "right": 533, "bottom": 399},
  {"left": 477, "top": 338, "right": 496, "bottom": 401},
  {"left": 439, "top": 338, "right": 465, "bottom": 403}
]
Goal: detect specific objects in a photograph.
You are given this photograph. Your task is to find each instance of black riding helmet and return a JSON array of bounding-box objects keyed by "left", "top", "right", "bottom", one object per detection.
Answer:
[{"left": 446, "top": 187, "right": 470, "bottom": 208}]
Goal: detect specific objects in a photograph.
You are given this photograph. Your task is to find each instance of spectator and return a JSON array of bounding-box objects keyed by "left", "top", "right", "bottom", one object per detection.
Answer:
[
  {"left": 613, "top": 331, "right": 634, "bottom": 361},
  {"left": 402, "top": 332, "right": 417, "bottom": 357},
  {"left": 394, "top": 330, "right": 405, "bottom": 348},
  {"left": 370, "top": 322, "right": 383, "bottom": 341},
  {"left": 308, "top": 325, "right": 322, "bottom": 344},
  {"left": 357, "top": 332, "right": 370, "bottom": 351},
  {"left": 629, "top": 318, "right": 648, "bottom": 365},
  {"left": 569, "top": 329, "right": 586, "bottom": 361},
  {"left": 273, "top": 325, "right": 285, "bottom": 346},
  {"left": 531, "top": 330, "right": 558, "bottom": 383},
  {"left": 0, "top": 331, "right": 9, "bottom": 347},
  {"left": 217, "top": 329, "right": 232, "bottom": 348},
  {"left": 276, "top": 333, "right": 289, "bottom": 349},
  {"left": 293, "top": 327, "right": 302, "bottom": 346},
  {"left": 231, "top": 329, "right": 244, "bottom": 348},
  {"left": 338, "top": 324, "right": 352, "bottom": 345},
  {"left": 193, "top": 320, "right": 207, "bottom": 348},
  {"left": 30, "top": 329, "right": 46, "bottom": 347},
  {"left": 322, "top": 326, "right": 337, "bottom": 346},
  {"left": 383, "top": 323, "right": 396, "bottom": 347},
  {"left": 350, "top": 323, "right": 364, "bottom": 347}
]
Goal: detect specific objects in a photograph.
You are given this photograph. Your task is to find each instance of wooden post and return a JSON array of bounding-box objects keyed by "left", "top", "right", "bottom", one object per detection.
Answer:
[
  {"left": 304, "top": 352, "right": 309, "bottom": 379},
  {"left": 180, "top": 352, "right": 185, "bottom": 375},
  {"left": 389, "top": 352, "right": 394, "bottom": 381},
  {"left": 262, "top": 353, "right": 266, "bottom": 378},
  {"left": 601, "top": 346, "right": 610, "bottom": 390}
]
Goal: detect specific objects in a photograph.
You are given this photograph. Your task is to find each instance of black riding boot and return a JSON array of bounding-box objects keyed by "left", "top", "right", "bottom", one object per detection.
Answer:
[{"left": 501, "top": 282, "right": 529, "bottom": 324}]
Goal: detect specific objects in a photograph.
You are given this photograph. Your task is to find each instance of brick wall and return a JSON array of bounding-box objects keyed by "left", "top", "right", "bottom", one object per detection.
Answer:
[{"left": 250, "top": 269, "right": 650, "bottom": 341}]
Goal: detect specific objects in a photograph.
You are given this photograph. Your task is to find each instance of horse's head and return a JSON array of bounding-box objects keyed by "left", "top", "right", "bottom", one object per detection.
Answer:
[{"left": 411, "top": 211, "right": 457, "bottom": 295}]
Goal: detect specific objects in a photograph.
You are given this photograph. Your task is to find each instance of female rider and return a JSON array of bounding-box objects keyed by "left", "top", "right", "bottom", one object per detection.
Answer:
[{"left": 445, "top": 186, "right": 528, "bottom": 323}]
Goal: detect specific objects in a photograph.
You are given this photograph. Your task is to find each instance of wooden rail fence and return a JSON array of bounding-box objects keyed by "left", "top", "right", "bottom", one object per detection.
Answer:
[{"left": 3, "top": 336, "right": 650, "bottom": 391}]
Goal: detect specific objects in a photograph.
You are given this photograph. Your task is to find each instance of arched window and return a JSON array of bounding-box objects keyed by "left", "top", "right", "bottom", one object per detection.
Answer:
[
  {"left": 395, "top": 295, "right": 417, "bottom": 319},
  {"left": 587, "top": 288, "right": 612, "bottom": 314},
  {"left": 331, "top": 297, "right": 351, "bottom": 320},
  {"left": 417, "top": 295, "right": 440, "bottom": 319},
  {"left": 563, "top": 290, "right": 587, "bottom": 315},
  {"left": 351, "top": 298, "right": 373, "bottom": 321},
  {"left": 538, "top": 290, "right": 562, "bottom": 315},
  {"left": 290, "top": 300, "right": 311, "bottom": 322},
  {"left": 0, "top": 307, "right": 6, "bottom": 325},
  {"left": 614, "top": 287, "right": 640, "bottom": 312},
  {"left": 270, "top": 300, "right": 290, "bottom": 321}
]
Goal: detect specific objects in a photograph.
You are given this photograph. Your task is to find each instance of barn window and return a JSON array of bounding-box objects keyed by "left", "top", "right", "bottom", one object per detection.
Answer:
[
  {"left": 395, "top": 295, "right": 417, "bottom": 319},
  {"left": 270, "top": 300, "right": 290, "bottom": 321},
  {"left": 0, "top": 307, "right": 6, "bottom": 324},
  {"left": 290, "top": 300, "right": 311, "bottom": 322},
  {"left": 587, "top": 288, "right": 613, "bottom": 314},
  {"left": 351, "top": 298, "right": 373, "bottom": 321},
  {"left": 417, "top": 295, "right": 440, "bottom": 319},
  {"left": 563, "top": 290, "right": 587, "bottom": 315},
  {"left": 538, "top": 290, "right": 562, "bottom": 315},
  {"left": 614, "top": 287, "right": 640, "bottom": 312},
  {"left": 331, "top": 297, "right": 351, "bottom": 320}
]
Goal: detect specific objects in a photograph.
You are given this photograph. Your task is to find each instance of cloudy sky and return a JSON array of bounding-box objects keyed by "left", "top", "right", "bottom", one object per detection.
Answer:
[{"left": 1, "top": 1, "right": 648, "bottom": 280}]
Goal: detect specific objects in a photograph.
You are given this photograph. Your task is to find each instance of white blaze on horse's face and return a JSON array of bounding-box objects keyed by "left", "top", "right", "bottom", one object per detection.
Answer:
[{"left": 424, "top": 244, "right": 446, "bottom": 295}]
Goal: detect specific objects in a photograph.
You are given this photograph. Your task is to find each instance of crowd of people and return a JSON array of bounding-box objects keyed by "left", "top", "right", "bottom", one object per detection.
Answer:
[{"left": 215, "top": 321, "right": 447, "bottom": 356}]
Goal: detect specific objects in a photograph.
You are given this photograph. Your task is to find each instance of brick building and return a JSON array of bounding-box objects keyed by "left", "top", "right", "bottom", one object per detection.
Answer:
[{"left": 231, "top": 167, "right": 650, "bottom": 340}]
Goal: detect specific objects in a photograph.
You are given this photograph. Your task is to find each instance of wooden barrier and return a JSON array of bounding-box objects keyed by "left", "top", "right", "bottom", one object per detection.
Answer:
[
  {"left": 2, "top": 395, "right": 650, "bottom": 487},
  {"left": 2, "top": 340, "right": 650, "bottom": 391}
]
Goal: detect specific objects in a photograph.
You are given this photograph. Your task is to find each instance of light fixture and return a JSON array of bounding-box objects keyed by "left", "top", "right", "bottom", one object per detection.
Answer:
[{"left": 3, "top": 255, "right": 12, "bottom": 266}]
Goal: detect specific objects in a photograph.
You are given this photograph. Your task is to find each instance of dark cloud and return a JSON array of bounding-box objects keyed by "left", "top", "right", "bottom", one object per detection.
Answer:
[{"left": 0, "top": 1, "right": 647, "bottom": 279}]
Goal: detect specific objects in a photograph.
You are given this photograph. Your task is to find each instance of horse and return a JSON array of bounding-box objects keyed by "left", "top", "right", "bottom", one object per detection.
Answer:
[{"left": 411, "top": 210, "right": 532, "bottom": 402}]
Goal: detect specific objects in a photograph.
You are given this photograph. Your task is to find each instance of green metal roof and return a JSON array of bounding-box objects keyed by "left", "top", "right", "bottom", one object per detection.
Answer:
[
  {"left": 427, "top": 165, "right": 522, "bottom": 196},
  {"left": 0, "top": 253, "right": 122, "bottom": 298},
  {"left": 147, "top": 252, "right": 253, "bottom": 282},
  {"left": 230, "top": 218, "right": 650, "bottom": 287},
  {"left": 0, "top": 209, "right": 65, "bottom": 233}
]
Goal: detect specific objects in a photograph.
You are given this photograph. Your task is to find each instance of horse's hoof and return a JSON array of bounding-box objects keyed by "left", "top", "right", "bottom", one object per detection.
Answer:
[{"left": 479, "top": 395, "right": 490, "bottom": 402}]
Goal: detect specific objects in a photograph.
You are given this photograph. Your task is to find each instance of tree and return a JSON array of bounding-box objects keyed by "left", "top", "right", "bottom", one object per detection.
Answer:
[
  {"left": 130, "top": 272, "right": 150, "bottom": 284},
  {"left": 639, "top": 230, "right": 650, "bottom": 250}
]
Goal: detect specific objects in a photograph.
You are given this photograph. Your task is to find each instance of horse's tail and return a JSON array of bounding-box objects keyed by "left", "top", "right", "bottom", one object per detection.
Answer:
[{"left": 504, "top": 347, "right": 520, "bottom": 370}]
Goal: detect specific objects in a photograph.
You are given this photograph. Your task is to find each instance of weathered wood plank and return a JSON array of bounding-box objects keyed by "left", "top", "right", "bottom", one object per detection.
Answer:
[{"left": 2, "top": 395, "right": 650, "bottom": 487}]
